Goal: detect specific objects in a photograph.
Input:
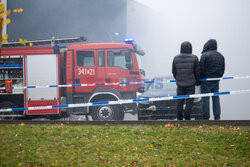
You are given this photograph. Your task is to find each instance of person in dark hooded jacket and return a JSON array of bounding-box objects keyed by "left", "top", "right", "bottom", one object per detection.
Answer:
[
  {"left": 200, "top": 39, "right": 225, "bottom": 120},
  {"left": 172, "top": 41, "right": 200, "bottom": 120}
]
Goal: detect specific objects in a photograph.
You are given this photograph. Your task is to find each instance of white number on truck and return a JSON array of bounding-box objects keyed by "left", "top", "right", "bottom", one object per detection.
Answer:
[{"left": 78, "top": 68, "right": 95, "bottom": 76}]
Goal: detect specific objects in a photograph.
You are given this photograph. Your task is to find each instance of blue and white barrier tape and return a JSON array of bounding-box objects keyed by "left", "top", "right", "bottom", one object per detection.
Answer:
[
  {"left": 1, "top": 76, "right": 250, "bottom": 90},
  {"left": 1, "top": 89, "right": 250, "bottom": 113}
]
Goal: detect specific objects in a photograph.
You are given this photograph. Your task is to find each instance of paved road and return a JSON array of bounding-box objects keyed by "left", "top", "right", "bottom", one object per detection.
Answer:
[
  {"left": 1, "top": 119, "right": 250, "bottom": 127},
  {"left": 60, "top": 113, "right": 138, "bottom": 121}
]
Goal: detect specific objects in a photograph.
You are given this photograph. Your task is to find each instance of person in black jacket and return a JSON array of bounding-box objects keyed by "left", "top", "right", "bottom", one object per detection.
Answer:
[
  {"left": 172, "top": 41, "right": 200, "bottom": 120},
  {"left": 200, "top": 39, "right": 225, "bottom": 120}
]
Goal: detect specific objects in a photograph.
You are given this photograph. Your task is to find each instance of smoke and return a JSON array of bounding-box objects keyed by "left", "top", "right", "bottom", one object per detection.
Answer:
[
  {"left": 7, "top": 0, "right": 127, "bottom": 43},
  {"left": 127, "top": 0, "right": 250, "bottom": 120},
  {"left": 6, "top": 0, "right": 250, "bottom": 120}
]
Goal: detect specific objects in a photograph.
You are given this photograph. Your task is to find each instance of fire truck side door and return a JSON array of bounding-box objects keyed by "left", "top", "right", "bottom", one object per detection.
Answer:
[
  {"left": 74, "top": 50, "right": 96, "bottom": 93},
  {"left": 105, "top": 49, "right": 133, "bottom": 90},
  {"left": 26, "top": 54, "right": 58, "bottom": 101},
  {"left": 26, "top": 54, "right": 59, "bottom": 114}
]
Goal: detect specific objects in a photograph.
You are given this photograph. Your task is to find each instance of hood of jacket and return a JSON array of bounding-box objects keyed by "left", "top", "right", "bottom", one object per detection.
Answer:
[
  {"left": 202, "top": 39, "right": 217, "bottom": 53},
  {"left": 180, "top": 41, "right": 192, "bottom": 54}
]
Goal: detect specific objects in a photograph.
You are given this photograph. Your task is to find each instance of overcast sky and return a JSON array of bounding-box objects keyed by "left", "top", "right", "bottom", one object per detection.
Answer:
[{"left": 127, "top": 0, "right": 250, "bottom": 120}]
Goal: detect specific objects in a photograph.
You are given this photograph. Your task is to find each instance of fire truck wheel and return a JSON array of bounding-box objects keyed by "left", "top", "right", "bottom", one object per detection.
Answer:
[
  {"left": 0, "top": 102, "right": 17, "bottom": 120},
  {"left": 91, "top": 104, "right": 123, "bottom": 121}
]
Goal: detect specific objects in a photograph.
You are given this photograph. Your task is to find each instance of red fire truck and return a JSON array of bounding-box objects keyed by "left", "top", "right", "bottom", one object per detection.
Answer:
[{"left": 0, "top": 37, "right": 145, "bottom": 120}]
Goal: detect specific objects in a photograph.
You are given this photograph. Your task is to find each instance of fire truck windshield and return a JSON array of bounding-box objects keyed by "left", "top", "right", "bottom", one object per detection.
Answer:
[{"left": 136, "top": 53, "right": 143, "bottom": 70}]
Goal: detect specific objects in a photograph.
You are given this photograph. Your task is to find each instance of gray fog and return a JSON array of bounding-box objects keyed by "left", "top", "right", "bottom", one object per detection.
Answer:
[
  {"left": 5, "top": 0, "right": 250, "bottom": 120},
  {"left": 127, "top": 0, "right": 250, "bottom": 120},
  {"left": 7, "top": 0, "right": 127, "bottom": 43}
]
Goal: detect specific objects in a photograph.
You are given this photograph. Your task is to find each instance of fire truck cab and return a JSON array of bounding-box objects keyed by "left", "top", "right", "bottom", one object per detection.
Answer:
[{"left": 0, "top": 37, "right": 145, "bottom": 120}]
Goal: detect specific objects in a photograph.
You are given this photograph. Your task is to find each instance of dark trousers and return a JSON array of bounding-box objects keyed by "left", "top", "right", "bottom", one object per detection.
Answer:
[
  {"left": 201, "top": 81, "right": 221, "bottom": 120},
  {"left": 177, "top": 85, "right": 195, "bottom": 120}
]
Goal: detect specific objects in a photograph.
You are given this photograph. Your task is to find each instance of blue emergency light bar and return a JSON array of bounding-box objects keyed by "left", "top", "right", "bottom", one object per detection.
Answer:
[
  {"left": 54, "top": 45, "right": 60, "bottom": 54},
  {"left": 54, "top": 45, "right": 60, "bottom": 51},
  {"left": 124, "top": 38, "right": 135, "bottom": 44}
]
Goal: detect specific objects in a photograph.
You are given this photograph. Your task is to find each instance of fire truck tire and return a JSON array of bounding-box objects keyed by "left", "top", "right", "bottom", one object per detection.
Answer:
[
  {"left": 91, "top": 104, "right": 123, "bottom": 121},
  {"left": 0, "top": 101, "right": 17, "bottom": 120}
]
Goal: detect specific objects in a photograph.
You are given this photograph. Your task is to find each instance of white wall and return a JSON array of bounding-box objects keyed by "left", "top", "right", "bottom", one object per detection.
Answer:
[{"left": 127, "top": 0, "right": 250, "bottom": 120}]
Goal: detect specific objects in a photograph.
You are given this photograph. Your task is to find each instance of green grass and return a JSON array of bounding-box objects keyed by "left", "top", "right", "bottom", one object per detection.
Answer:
[{"left": 0, "top": 123, "right": 249, "bottom": 167}]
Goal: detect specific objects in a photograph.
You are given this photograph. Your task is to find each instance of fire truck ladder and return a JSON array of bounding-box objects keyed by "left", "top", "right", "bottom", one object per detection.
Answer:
[{"left": 1, "top": 36, "right": 87, "bottom": 48}]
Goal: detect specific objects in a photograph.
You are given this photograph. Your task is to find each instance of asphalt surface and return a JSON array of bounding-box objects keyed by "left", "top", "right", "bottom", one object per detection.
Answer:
[
  {"left": 0, "top": 119, "right": 249, "bottom": 127},
  {"left": 1, "top": 113, "right": 249, "bottom": 127}
]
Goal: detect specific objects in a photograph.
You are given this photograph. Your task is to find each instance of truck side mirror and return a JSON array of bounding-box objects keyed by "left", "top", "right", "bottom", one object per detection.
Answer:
[
  {"left": 132, "top": 43, "right": 145, "bottom": 56},
  {"left": 140, "top": 69, "right": 145, "bottom": 76},
  {"left": 136, "top": 50, "right": 145, "bottom": 56}
]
